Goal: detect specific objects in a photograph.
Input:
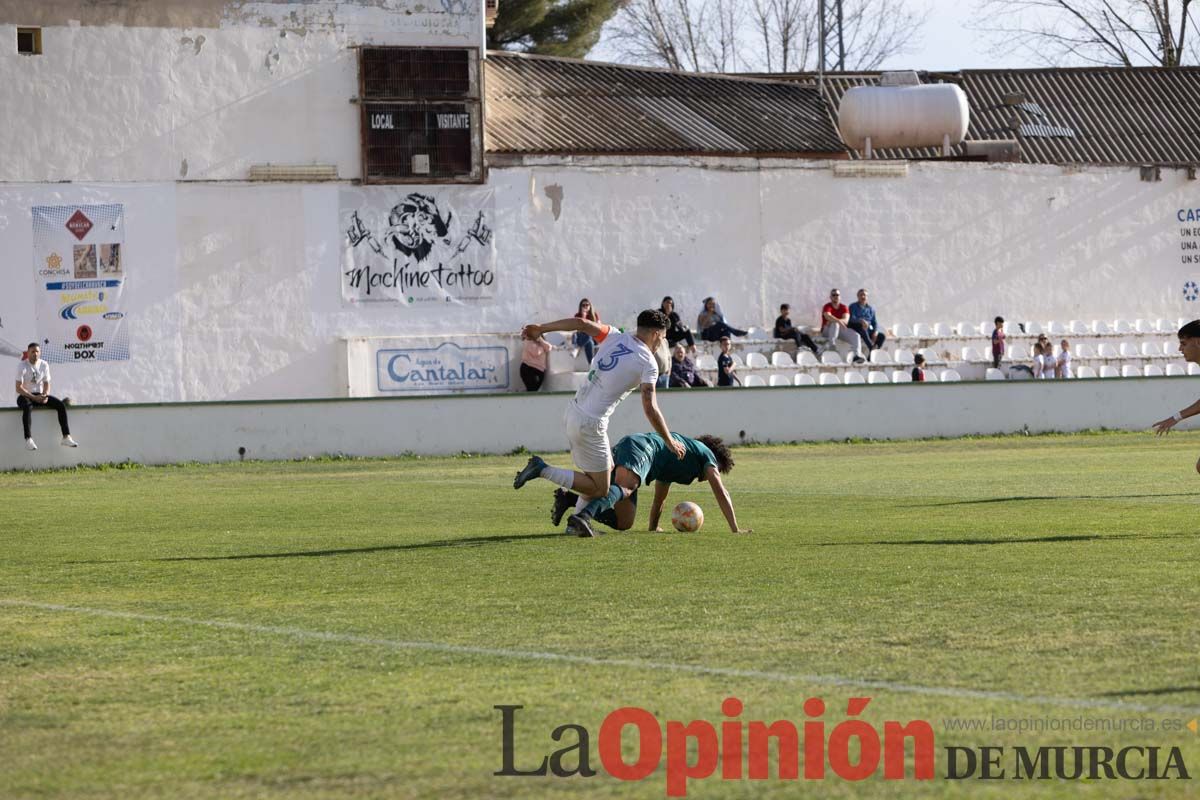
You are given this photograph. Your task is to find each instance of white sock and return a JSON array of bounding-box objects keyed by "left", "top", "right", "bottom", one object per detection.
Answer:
[
  {"left": 540, "top": 466, "right": 574, "bottom": 489},
  {"left": 574, "top": 496, "right": 588, "bottom": 512}
]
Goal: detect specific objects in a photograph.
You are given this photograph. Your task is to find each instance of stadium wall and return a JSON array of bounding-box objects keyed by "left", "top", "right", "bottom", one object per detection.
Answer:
[
  {"left": 1, "top": 377, "right": 1195, "bottom": 471},
  {"left": 0, "top": 164, "right": 1196, "bottom": 403}
]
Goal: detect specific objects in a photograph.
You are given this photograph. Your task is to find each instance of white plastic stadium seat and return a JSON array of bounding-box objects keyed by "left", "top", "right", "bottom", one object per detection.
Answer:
[
  {"left": 867, "top": 371, "right": 889, "bottom": 384},
  {"left": 912, "top": 322, "right": 933, "bottom": 338},
  {"left": 1097, "top": 343, "right": 1118, "bottom": 359},
  {"left": 1189, "top": 362, "right": 1200, "bottom": 376},
  {"left": 730, "top": 353, "right": 745, "bottom": 367},
  {"left": 793, "top": 373, "right": 816, "bottom": 386},
  {"left": 1092, "top": 320, "right": 1111, "bottom": 335},
  {"left": 770, "top": 351, "right": 795, "bottom": 368},
  {"left": 891, "top": 322, "right": 913, "bottom": 339},
  {"left": 1163, "top": 340, "right": 1177, "bottom": 357},
  {"left": 1179, "top": 317, "right": 1190, "bottom": 329},
  {"left": 1075, "top": 365, "right": 1098, "bottom": 379},
  {"left": 917, "top": 347, "right": 940, "bottom": 364},
  {"left": 956, "top": 321, "right": 977, "bottom": 336},
  {"left": 745, "top": 352, "right": 769, "bottom": 369},
  {"left": 1166, "top": 363, "right": 1186, "bottom": 376},
  {"left": 768, "top": 373, "right": 792, "bottom": 386},
  {"left": 1046, "top": 321, "right": 1066, "bottom": 335},
  {"left": 818, "top": 373, "right": 841, "bottom": 385},
  {"left": 933, "top": 322, "right": 954, "bottom": 337},
  {"left": 891, "top": 370, "right": 913, "bottom": 383},
  {"left": 695, "top": 354, "right": 718, "bottom": 371},
  {"left": 1024, "top": 321, "right": 1043, "bottom": 335},
  {"left": 940, "top": 369, "right": 962, "bottom": 382},
  {"left": 893, "top": 347, "right": 914, "bottom": 365},
  {"left": 1113, "top": 320, "right": 1133, "bottom": 334},
  {"left": 843, "top": 370, "right": 866, "bottom": 384},
  {"left": 1144, "top": 364, "right": 1165, "bottom": 377},
  {"left": 1073, "top": 343, "right": 1093, "bottom": 359},
  {"left": 1134, "top": 319, "right": 1154, "bottom": 334},
  {"left": 1141, "top": 342, "right": 1162, "bottom": 358},
  {"left": 820, "top": 350, "right": 844, "bottom": 365},
  {"left": 1069, "top": 320, "right": 1089, "bottom": 335},
  {"left": 961, "top": 346, "right": 982, "bottom": 362},
  {"left": 1099, "top": 365, "right": 1120, "bottom": 378},
  {"left": 869, "top": 348, "right": 892, "bottom": 365},
  {"left": 795, "top": 350, "right": 819, "bottom": 367},
  {"left": 985, "top": 368, "right": 1005, "bottom": 381},
  {"left": 1120, "top": 365, "right": 1140, "bottom": 378},
  {"left": 1118, "top": 342, "right": 1139, "bottom": 358},
  {"left": 743, "top": 375, "right": 767, "bottom": 387},
  {"left": 1155, "top": 318, "right": 1174, "bottom": 333},
  {"left": 745, "top": 327, "right": 769, "bottom": 341}
]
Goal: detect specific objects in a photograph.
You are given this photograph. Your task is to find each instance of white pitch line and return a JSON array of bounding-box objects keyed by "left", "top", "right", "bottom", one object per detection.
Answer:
[{"left": 2, "top": 599, "right": 1197, "bottom": 716}]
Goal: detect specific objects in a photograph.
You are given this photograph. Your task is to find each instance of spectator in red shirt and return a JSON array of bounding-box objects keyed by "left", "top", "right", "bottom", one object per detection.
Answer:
[
  {"left": 820, "top": 289, "right": 865, "bottom": 364},
  {"left": 911, "top": 352, "right": 927, "bottom": 382}
]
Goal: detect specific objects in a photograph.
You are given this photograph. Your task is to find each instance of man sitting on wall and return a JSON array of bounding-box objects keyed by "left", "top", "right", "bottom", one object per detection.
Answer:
[
  {"left": 16, "top": 343, "right": 78, "bottom": 451},
  {"left": 848, "top": 288, "right": 886, "bottom": 354}
]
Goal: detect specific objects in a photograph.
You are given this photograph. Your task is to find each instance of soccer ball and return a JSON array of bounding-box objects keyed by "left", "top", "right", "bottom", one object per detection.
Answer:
[{"left": 671, "top": 501, "right": 704, "bottom": 532}]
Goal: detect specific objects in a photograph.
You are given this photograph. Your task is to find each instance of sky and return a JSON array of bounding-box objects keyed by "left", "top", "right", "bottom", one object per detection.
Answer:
[{"left": 876, "top": 0, "right": 1030, "bottom": 70}]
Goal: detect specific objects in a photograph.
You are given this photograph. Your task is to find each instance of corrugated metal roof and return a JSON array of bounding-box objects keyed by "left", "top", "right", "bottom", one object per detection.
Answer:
[
  {"left": 764, "top": 67, "right": 1200, "bottom": 164},
  {"left": 484, "top": 52, "right": 847, "bottom": 157}
]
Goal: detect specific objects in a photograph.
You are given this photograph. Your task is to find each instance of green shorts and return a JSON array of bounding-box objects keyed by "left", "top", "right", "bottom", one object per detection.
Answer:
[{"left": 611, "top": 439, "right": 652, "bottom": 487}]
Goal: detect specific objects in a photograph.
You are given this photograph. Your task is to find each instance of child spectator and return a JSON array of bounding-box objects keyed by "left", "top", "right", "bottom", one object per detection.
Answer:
[
  {"left": 774, "top": 303, "right": 820, "bottom": 355},
  {"left": 520, "top": 334, "right": 553, "bottom": 392},
  {"left": 698, "top": 297, "right": 747, "bottom": 342},
  {"left": 911, "top": 353, "right": 927, "bottom": 382},
  {"left": 991, "top": 317, "right": 1006, "bottom": 368},
  {"left": 572, "top": 298, "right": 600, "bottom": 363},
  {"left": 716, "top": 336, "right": 736, "bottom": 386},
  {"left": 660, "top": 296, "right": 695, "bottom": 350},
  {"left": 1057, "top": 339, "right": 1072, "bottom": 379},
  {"left": 669, "top": 344, "right": 709, "bottom": 388},
  {"left": 1033, "top": 334, "right": 1055, "bottom": 378}
]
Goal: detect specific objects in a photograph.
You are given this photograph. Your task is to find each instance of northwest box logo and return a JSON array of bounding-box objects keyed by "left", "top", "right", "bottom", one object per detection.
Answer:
[{"left": 495, "top": 699, "right": 1190, "bottom": 796}]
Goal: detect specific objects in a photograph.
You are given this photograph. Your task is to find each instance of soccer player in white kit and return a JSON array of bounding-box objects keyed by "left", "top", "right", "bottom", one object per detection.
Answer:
[{"left": 514, "top": 309, "right": 685, "bottom": 520}]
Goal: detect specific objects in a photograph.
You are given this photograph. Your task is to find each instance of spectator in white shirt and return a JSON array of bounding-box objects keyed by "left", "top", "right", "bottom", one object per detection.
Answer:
[
  {"left": 1057, "top": 339, "right": 1072, "bottom": 379},
  {"left": 15, "top": 343, "right": 77, "bottom": 450}
]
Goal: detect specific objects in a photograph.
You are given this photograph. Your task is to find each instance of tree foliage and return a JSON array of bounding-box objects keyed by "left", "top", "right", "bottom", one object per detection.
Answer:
[{"left": 488, "top": 0, "right": 623, "bottom": 58}]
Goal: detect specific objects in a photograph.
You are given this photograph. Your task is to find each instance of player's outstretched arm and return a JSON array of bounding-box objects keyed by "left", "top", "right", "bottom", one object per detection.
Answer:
[
  {"left": 648, "top": 480, "right": 671, "bottom": 531},
  {"left": 1153, "top": 397, "right": 1200, "bottom": 435},
  {"left": 707, "top": 467, "right": 751, "bottom": 533},
  {"left": 640, "top": 384, "right": 686, "bottom": 459},
  {"left": 522, "top": 317, "right": 607, "bottom": 341}
]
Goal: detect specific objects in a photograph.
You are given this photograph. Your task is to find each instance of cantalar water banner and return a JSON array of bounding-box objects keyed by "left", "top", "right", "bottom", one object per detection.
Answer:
[{"left": 32, "top": 204, "right": 129, "bottom": 363}]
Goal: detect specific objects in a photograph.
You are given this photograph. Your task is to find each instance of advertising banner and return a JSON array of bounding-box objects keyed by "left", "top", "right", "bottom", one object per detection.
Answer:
[
  {"left": 31, "top": 204, "right": 129, "bottom": 363},
  {"left": 340, "top": 187, "right": 495, "bottom": 306}
]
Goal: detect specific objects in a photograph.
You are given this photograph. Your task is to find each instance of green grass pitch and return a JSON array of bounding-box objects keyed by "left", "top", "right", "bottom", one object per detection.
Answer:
[{"left": 1, "top": 432, "right": 1198, "bottom": 798}]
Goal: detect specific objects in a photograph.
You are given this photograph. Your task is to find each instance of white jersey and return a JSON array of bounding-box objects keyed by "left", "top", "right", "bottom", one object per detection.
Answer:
[
  {"left": 16, "top": 358, "right": 50, "bottom": 394},
  {"left": 572, "top": 326, "right": 659, "bottom": 420},
  {"left": 1057, "top": 351, "right": 1072, "bottom": 378}
]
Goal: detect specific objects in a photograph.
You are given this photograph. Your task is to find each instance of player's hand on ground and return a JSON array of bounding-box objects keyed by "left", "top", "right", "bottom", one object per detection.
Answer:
[
  {"left": 669, "top": 439, "right": 686, "bottom": 460},
  {"left": 1152, "top": 417, "right": 1178, "bottom": 435}
]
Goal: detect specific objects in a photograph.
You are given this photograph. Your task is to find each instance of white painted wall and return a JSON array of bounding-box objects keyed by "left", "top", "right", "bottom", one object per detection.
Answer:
[
  {"left": 0, "top": 1, "right": 482, "bottom": 183},
  {"left": 1, "top": 160, "right": 1197, "bottom": 403},
  {"left": 1, "top": 378, "right": 1194, "bottom": 472}
]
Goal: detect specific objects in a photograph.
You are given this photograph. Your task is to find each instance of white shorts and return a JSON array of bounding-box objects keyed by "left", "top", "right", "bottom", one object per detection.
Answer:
[{"left": 564, "top": 402, "right": 612, "bottom": 474}]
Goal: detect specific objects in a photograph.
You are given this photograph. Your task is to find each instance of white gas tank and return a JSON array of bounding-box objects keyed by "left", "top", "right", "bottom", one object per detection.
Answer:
[{"left": 838, "top": 84, "right": 969, "bottom": 151}]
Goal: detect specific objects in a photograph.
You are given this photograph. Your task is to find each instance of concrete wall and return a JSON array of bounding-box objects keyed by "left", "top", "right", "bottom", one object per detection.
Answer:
[
  {"left": 1, "top": 160, "right": 1198, "bottom": 403},
  {"left": 0, "top": 0, "right": 483, "bottom": 183},
  {"left": 2, "top": 377, "right": 1195, "bottom": 472}
]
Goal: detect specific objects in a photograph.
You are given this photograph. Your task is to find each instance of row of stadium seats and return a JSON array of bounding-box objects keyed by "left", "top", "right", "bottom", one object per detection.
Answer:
[
  {"left": 697, "top": 362, "right": 1200, "bottom": 387},
  {"left": 729, "top": 318, "right": 1190, "bottom": 344}
]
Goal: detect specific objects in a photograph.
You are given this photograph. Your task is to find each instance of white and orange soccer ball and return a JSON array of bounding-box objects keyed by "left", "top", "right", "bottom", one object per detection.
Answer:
[{"left": 671, "top": 501, "right": 704, "bottom": 532}]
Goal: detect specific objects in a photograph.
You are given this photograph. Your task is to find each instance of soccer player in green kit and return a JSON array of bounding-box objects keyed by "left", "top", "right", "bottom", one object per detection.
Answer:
[{"left": 551, "top": 432, "right": 752, "bottom": 537}]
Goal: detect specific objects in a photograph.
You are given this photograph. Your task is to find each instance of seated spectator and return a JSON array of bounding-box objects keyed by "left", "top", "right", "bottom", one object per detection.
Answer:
[
  {"left": 991, "top": 317, "right": 1006, "bottom": 368},
  {"left": 660, "top": 296, "right": 695, "bottom": 350},
  {"left": 820, "top": 289, "right": 865, "bottom": 364},
  {"left": 911, "top": 352, "right": 927, "bottom": 382},
  {"left": 1057, "top": 339, "right": 1072, "bottom": 379},
  {"left": 573, "top": 298, "right": 599, "bottom": 363},
  {"left": 716, "top": 336, "right": 737, "bottom": 386},
  {"left": 697, "top": 297, "right": 747, "bottom": 342},
  {"left": 669, "top": 344, "right": 709, "bottom": 388},
  {"left": 16, "top": 342, "right": 78, "bottom": 450},
  {"left": 773, "top": 304, "right": 819, "bottom": 355},
  {"left": 520, "top": 334, "right": 552, "bottom": 392},
  {"left": 847, "top": 288, "right": 886, "bottom": 352},
  {"left": 1033, "top": 334, "right": 1055, "bottom": 378}
]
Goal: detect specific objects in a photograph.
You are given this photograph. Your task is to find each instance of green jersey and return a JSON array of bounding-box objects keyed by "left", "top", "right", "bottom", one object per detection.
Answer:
[{"left": 611, "top": 432, "right": 717, "bottom": 487}]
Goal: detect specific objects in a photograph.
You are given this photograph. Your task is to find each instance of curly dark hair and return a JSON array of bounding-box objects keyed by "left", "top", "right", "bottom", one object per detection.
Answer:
[
  {"left": 697, "top": 435, "right": 734, "bottom": 474},
  {"left": 637, "top": 309, "right": 670, "bottom": 331}
]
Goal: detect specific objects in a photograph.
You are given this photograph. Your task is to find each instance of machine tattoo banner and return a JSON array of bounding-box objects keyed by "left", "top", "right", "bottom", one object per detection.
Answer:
[
  {"left": 340, "top": 187, "right": 496, "bottom": 306},
  {"left": 31, "top": 204, "right": 129, "bottom": 363}
]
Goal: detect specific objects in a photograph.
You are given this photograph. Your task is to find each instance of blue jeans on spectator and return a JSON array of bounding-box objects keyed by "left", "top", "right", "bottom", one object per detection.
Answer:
[
  {"left": 701, "top": 322, "right": 747, "bottom": 341},
  {"left": 573, "top": 331, "right": 595, "bottom": 363},
  {"left": 849, "top": 320, "right": 885, "bottom": 352},
  {"left": 656, "top": 373, "right": 669, "bottom": 389}
]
